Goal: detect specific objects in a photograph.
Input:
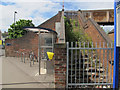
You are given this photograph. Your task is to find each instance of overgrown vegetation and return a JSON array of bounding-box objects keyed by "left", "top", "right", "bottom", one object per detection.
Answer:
[
  {"left": 8, "top": 19, "right": 34, "bottom": 39},
  {"left": 64, "top": 17, "right": 92, "bottom": 45}
]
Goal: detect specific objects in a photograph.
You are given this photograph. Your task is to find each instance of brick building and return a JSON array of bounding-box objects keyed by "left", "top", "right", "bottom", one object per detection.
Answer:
[
  {"left": 5, "top": 9, "right": 118, "bottom": 88},
  {"left": 108, "top": 29, "right": 114, "bottom": 41},
  {"left": 5, "top": 31, "right": 38, "bottom": 57}
]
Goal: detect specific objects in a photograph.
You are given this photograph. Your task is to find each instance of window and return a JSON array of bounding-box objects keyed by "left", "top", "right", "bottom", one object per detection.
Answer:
[{"left": 45, "top": 38, "right": 52, "bottom": 46}]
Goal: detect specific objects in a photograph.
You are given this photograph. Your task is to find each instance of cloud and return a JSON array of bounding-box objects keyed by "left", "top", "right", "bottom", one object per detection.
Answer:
[
  {"left": 67, "top": 2, "right": 114, "bottom": 10},
  {"left": 101, "top": 25, "right": 114, "bottom": 33},
  {"left": 0, "top": 1, "right": 15, "bottom": 6},
  {"left": 0, "top": 1, "right": 61, "bottom": 32},
  {"left": 51, "top": 0, "right": 114, "bottom": 2},
  {"left": 0, "top": 0, "right": 114, "bottom": 32}
]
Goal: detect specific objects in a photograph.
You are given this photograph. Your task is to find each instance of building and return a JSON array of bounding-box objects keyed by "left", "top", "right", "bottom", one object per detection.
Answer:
[
  {"left": 108, "top": 29, "right": 114, "bottom": 41},
  {"left": 5, "top": 9, "right": 115, "bottom": 88},
  {"left": 38, "top": 9, "right": 113, "bottom": 44},
  {"left": 1, "top": 31, "right": 8, "bottom": 41}
]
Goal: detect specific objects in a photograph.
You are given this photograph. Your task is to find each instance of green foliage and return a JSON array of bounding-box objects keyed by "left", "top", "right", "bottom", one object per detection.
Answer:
[
  {"left": 2, "top": 33, "right": 8, "bottom": 38},
  {"left": 8, "top": 19, "right": 34, "bottom": 39},
  {"left": 65, "top": 17, "right": 92, "bottom": 44},
  {"left": 65, "top": 18, "right": 74, "bottom": 42}
]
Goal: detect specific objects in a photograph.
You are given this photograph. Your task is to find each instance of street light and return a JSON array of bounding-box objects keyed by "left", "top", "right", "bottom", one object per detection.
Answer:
[{"left": 14, "top": 11, "right": 17, "bottom": 29}]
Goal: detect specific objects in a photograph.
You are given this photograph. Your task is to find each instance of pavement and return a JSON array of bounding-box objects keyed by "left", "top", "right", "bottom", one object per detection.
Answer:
[{"left": 0, "top": 49, "right": 55, "bottom": 88}]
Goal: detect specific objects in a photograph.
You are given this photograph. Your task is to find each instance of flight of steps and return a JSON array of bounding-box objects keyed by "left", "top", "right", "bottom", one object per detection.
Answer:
[{"left": 68, "top": 52, "right": 109, "bottom": 88}]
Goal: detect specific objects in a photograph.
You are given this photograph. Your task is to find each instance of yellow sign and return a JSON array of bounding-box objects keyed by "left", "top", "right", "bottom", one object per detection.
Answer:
[
  {"left": 47, "top": 52, "right": 54, "bottom": 60},
  {"left": 0, "top": 40, "right": 2, "bottom": 45}
]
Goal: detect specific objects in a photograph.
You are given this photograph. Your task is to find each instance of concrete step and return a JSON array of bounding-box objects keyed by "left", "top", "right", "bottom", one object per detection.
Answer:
[
  {"left": 91, "top": 78, "right": 109, "bottom": 83},
  {"left": 92, "top": 59, "right": 100, "bottom": 62},
  {"left": 97, "top": 68, "right": 105, "bottom": 72}
]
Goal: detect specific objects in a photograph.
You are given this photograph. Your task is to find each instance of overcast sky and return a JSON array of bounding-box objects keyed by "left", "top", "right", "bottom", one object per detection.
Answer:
[{"left": 0, "top": 0, "right": 114, "bottom": 32}]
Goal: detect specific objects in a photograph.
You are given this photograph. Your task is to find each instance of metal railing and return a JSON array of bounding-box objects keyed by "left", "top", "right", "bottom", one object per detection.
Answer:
[
  {"left": 66, "top": 42, "right": 114, "bottom": 88},
  {"left": 14, "top": 50, "right": 38, "bottom": 67}
]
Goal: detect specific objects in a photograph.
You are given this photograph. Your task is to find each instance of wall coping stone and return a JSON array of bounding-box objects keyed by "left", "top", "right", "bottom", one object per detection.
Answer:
[{"left": 54, "top": 43, "right": 66, "bottom": 48}]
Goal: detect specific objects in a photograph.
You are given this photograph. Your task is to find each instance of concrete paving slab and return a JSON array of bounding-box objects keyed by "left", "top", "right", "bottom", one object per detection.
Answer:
[{"left": 1, "top": 49, "right": 55, "bottom": 88}]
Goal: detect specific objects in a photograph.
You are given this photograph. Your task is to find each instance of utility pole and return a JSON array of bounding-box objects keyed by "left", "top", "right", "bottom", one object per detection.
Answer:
[
  {"left": 14, "top": 11, "right": 17, "bottom": 27},
  {"left": 62, "top": 0, "right": 64, "bottom": 10},
  {"left": 14, "top": 11, "right": 17, "bottom": 38},
  {"left": 38, "top": 30, "right": 41, "bottom": 75}
]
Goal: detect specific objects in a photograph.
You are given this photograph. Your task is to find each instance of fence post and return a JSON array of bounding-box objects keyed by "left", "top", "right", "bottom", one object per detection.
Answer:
[
  {"left": 21, "top": 52, "right": 23, "bottom": 62},
  {"left": 17, "top": 51, "right": 19, "bottom": 58},
  {"left": 66, "top": 42, "right": 69, "bottom": 88},
  {"left": 30, "top": 53, "right": 31, "bottom": 67},
  {"left": 23, "top": 53, "right": 25, "bottom": 63},
  {"left": 33, "top": 54, "right": 34, "bottom": 65}
]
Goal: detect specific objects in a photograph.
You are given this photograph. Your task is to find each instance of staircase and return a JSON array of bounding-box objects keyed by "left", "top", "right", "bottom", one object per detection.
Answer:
[{"left": 68, "top": 51, "right": 110, "bottom": 88}]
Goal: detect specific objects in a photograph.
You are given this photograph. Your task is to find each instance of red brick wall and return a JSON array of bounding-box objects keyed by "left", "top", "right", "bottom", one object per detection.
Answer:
[
  {"left": 82, "top": 9, "right": 114, "bottom": 23},
  {"left": 54, "top": 44, "right": 67, "bottom": 88},
  {"left": 38, "top": 11, "right": 62, "bottom": 31},
  {"left": 5, "top": 31, "right": 38, "bottom": 57},
  {"left": 84, "top": 19, "right": 114, "bottom": 79},
  {"left": 108, "top": 33, "right": 114, "bottom": 41},
  {"left": 84, "top": 19, "right": 108, "bottom": 43}
]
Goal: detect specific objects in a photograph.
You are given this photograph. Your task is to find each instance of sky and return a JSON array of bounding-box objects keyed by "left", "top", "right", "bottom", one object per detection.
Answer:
[{"left": 0, "top": 0, "right": 114, "bottom": 33}]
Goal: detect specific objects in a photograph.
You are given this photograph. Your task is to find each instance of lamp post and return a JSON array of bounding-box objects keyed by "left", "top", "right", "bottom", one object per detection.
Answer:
[
  {"left": 14, "top": 11, "right": 17, "bottom": 30},
  {"left": 38, "top": 29, "right": 41, "bottom": 75}
]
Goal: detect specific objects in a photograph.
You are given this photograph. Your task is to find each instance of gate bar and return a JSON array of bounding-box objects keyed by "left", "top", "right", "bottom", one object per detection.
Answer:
[
  {"left": 68, "top": 83, "right": 112, "bottom": 86},
  {"left": 66, "top": 42, "right": 69, "bottom": 88}
]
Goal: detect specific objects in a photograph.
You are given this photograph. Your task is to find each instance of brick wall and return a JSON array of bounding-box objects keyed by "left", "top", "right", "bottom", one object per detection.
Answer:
[
  {"left": 108, "top": 33, "right": 114, "bottom": 41},
  {"left": 54, "top": 44, "right": 67, "bottom": 88},
  {"left": 5, "top": 31, "right": 38, "bottom": 57},
  {"left": 80, "top": 18, "right": 113, "bottom": 81},
  {"left": 38, "top": 11, "right": 62, "bottom": 31},
  {"left": 84, "top": 19, "right": 111, "bottom": 44},
  {"left": 82, "top": 9, "right": 114, "bottom": 23}
]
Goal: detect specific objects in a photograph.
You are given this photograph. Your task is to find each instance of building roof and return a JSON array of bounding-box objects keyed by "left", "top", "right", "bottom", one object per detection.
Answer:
[
  {"left": 23, "top": 27, "right": 57, "bottom": 34},
  {"left": 38, "top": 11, "right": 62, "bottom": 31}
]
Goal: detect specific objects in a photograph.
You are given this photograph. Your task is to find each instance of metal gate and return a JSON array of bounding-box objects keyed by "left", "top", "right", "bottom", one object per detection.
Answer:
[{"left": 66, "top": 42, "right": 114, "bottom": 88}]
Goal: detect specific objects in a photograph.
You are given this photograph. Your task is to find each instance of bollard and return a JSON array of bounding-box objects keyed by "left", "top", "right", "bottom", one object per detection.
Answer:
[
  {"left": 16, "top": 51, "right": 17, "bottom": 57},
  {"left": 17, "top": 51, "right": 19, "bottom": 58},
  {"left": 21, "top": 52, "right": 23, "bottom": 62},
  {"left": 19, "top": 52, "right": 20, "bottom": 58},
  {"left": 27, "top": 53, "right": 29, "bottom": 60},
  {"left": 18, "top": 52, "right": 20, "bottom": 59},
  {"left": 30, "top": 54, "right": 31, "bottom": 67},
  {"left": 23, "top": 53, "right": 25, "bottom": 63},
  {"left": 33, "top": 54, "right": 34, "bottom": 65}
]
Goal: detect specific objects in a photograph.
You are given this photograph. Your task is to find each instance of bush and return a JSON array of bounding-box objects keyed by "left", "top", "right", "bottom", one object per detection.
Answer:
[{"left": 64, "top": 17, "right": 92, "bottom": 46}]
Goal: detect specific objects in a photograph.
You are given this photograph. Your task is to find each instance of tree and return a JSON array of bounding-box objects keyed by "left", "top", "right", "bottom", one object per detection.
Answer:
[
  {"left": 65, "top": 17, "right": 75, "bottom": 42},
  {"left": 8, "top": 19, "right": 34, "bottom": 39}
]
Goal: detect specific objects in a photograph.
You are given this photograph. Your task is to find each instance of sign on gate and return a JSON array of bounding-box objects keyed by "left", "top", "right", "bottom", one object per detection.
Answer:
[{"left": 0, "top": 40, "right": 2, "bottom": 45}]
